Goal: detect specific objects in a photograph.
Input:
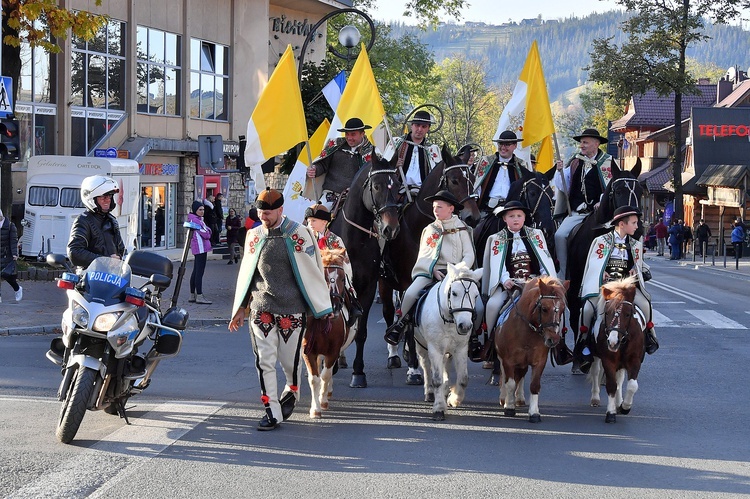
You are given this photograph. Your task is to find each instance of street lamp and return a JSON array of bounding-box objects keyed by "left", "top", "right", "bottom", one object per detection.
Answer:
[{"left": 297, "top": 8, "right": 376, "bottom": 84}]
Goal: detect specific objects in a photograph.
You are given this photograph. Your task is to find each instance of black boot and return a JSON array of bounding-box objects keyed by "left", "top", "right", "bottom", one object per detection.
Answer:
[
  {"left": 385, "top": 313, "right": 410, "bottom": 345},
  {"left": 346, "top": 292, "right": 363, "bottom": 328},
  {"left": 553, "top": 340, "right": 574, "bottom": 366},
  {"left": 573, "top": 330, "right": 593, "bottom": 374},
  {"left": 469, "top": 331, "right": 483, "bottom": 362},
  {"left": 645, "top": 327, "right": 659, "bottom": 354}
]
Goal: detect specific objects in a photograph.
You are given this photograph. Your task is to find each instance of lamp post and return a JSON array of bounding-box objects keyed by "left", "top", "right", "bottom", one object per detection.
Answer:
[{"left": 297, "top": 8, "right": 375, "bottom": 84}]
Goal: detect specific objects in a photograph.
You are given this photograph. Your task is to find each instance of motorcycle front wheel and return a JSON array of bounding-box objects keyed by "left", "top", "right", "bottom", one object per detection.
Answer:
[{"left": 56, "top": 366, "right": 97, "bottom": 444}]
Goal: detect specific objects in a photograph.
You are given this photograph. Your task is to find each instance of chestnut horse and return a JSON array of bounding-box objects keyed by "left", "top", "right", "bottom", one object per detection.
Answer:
[
  {"left": 302, "top": 248, "right": 356, "bottom": 418},
  {"left": 495, "top": 276, "right": 569, "bottom": 423},
  {"left": 588, "top": 276, "right": 645, "bottom": 423}
]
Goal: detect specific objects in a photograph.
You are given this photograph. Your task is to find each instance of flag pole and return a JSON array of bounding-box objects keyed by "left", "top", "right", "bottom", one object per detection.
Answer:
[
  {"left": 303, "top": 140, "right": 319, "bottom": 202},
  {"left": 551, "top": 132, "right": 571, "bottom": 214},
  {"left": 382, "top": 115, "right": 412, "bottom": 203}
]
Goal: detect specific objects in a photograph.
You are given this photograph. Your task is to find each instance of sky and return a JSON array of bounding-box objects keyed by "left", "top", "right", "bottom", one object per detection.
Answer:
[{"left": 369, "top": 0, "right": 621, "bottom": 25}]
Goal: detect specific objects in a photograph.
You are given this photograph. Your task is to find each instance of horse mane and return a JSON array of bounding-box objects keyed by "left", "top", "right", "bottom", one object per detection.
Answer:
[
  {"left": 597, "top": 275, "right": 638, "bottom": 314},
  {"left": 321, "top": 247, "right": 346, "bottom": 267},
  {"left": 518, "top": 275, "right": 568, "bottom": 311}
]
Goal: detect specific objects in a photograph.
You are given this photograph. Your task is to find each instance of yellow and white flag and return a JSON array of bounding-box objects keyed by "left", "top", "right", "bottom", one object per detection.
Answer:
[
  {"left": 283, "top": 119, "right": 331, "bottom": 223},
  {"left": 245, "top": 45, "right": 308, "bottom": 193},
  {"left": 324, "top": 44, "right": 385, "bottom": 147}
]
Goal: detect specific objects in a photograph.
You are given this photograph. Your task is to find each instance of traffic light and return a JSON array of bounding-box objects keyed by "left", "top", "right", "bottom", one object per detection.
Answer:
[{"left": 0, "top": 117, "right": 20, "bottom": 162}]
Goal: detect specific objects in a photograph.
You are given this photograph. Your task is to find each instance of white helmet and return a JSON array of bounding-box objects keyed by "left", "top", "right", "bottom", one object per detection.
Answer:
[{"left": 80, "top": 175, "right": 119, "bottom": 212}]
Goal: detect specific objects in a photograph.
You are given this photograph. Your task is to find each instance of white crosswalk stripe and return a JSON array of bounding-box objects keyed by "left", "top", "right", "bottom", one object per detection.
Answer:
[
  {"left": 686, "top": 310, "right": 746, "bottom": 329},
  {"left": 653, "top": 309, "right": 747, "bottom": 329}
]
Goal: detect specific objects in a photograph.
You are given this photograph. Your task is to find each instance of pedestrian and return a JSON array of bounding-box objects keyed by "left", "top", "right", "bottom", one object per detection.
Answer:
[
  {"left": 676, "top": 219, "right": 685, "bottom": 258},
  {"left": 68, "top": 175, "right": 125, "bottom": 268},
  {"left": 668, "top": 220, "right": 682, "bottom": 260},
  {"left": 187, "top": 200, "right": 212, "bottom": 304},
  {"left": 213, "top": 192, "right": 225, "bottom": 245},
  {"left": 645, "top": 222, "right": 656, "bottom": 251},
  {"left": 695, "top": 219, "right": 711, "bottom": 256},
  {"left": 225, "top": 207, "right": 242, "bottom": 265},
  {"left": 553, "top": 128, "right": 616, "bottom": 279},
  {"left": 731, "top": 219, "right": 745, "bottom": 259},
  {"left": 0, "top": 208, "right": 22, "bottom": 303},
  {"left": 304, "top": 117, "right": 374, "bottom": 210},
  {"left": 654, "top": 219, "right": 668, "bottom": 256},
  {"left": 577, "top": 206, "right": 658, "bottom": 373},
  {"left": 203, "top": 194, "right": 218, "bottom": 246},
  {"left": 245, "top": 207, "right": 261, "bottom": 230},
  {"left": 229, "top": 188, "right": 332, "bottom": 431},
  {"left": 682, "top": 222, "right": 693, "bottom": 256}
]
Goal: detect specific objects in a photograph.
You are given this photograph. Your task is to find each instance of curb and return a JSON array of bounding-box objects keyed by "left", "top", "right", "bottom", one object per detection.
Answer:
[{"left": 0, "top": 319, "right": 230, "bottom": 337}]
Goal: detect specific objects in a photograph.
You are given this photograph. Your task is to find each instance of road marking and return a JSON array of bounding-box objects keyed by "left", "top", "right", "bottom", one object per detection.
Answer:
[
  {"left": 10, "top": 401, "right": 224, "bottom": 498},
  {"left": 651, "top": 310, "right": 677, "bottom": 328},
  {"left": 651, "top": 301, "right": 685, "bottom": 304},
  {"left": 649, "top": 279, "right": 717, "bottom": 305},
  {"left": 685, "top": 310, "right": 746, "bottom": 329}
]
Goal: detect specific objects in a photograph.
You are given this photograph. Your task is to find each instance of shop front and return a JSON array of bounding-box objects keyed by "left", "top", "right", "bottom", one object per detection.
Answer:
[{"left": 139, "top": 160, "right": 180, "bottom": 250}]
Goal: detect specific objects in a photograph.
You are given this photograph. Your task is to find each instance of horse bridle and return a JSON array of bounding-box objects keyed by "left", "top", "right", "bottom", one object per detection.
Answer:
[
  {"left": 343, "top": 168, "right": 400, "bottom": 238},
  {"left": 440, "top": 163, "right": 477, "bottom": 205},
  {"left": 608, "top": 177, "right": 640, "bottom": 209},
  {"left": 437, "top": 276, "right": 479, "bottom": 330},
  {"left": 324, "top": 264, "right": 346, "bottom": 314},
  {"left": 604, "top": 298, "right": 635, "bottom": 343},
  {"left": 514, "top": 293, "right": 564, "bottom": 337},
  {"left": 519, "top": 177, "right": 554, "bottom": 225}
]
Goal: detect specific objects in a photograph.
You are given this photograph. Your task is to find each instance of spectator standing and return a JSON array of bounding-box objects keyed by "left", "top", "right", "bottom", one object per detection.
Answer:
[
  {"left": 225, "top": 207, "right": 242, "bottom": 265},
  {"left": 213, "top": 193, "right": 225, "bottom": 245},
  {"left": 188, "top": 201, "right": 212, "bottom": 304},
  {"left": 0, "top": 208, "right": 22, "bottom": 303},
  {"left": 654, "top": 219, "right": 668, "bottom": 256},
  {"left": 682, "top": 222, "right": 693, "bottom": 256},
  {"left": 695, "top": 219, "right": 711, "bottom": 256},
  {"left": 668, "top": 220, "right": 682, "bottom": 260},
  {"left": 203, "top": 195, "right": 218, "bottom": 246},
  {"left": 731, "top": 219, "right": 745, "bottom": 259}
]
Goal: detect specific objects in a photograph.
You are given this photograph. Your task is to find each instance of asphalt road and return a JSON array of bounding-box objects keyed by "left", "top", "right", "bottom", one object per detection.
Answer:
[{"left": 1, "top": 257, "right": 749, "bottom": 498}]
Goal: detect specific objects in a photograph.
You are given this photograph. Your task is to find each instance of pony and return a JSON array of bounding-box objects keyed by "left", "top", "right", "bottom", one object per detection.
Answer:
[
  {"left": 302, "top": 248, "right": 357, "bottom": 418},
  {"left": 378, "top": 145, "right": 480, "bottom": 381},
  {"left": 564, "top": 159, "right": 642, "bottom": 356},
  {"left": 588, "top": 276, "right": 645, "bottom": 423},
  {"left": 495, "top": 276, "right": 569, "bottom": 423},
  {"left": 328, "top": 155, "right": 402, "bottom": 388},
  {"left": 413, "top": 262, "right": 483, "bottom": 421}
]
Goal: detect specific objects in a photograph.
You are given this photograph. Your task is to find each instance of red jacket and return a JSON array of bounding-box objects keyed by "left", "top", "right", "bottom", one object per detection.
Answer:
[{"left": 654, "top": 221, "right": 668, "bottom": 238}]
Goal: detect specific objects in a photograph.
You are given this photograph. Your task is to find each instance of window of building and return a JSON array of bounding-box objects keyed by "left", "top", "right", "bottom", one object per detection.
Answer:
[
  {"left": 190, "top": 38, "right": 228, "bottom": 121},
  {"left": 70, "top": 18, "right": 126, "bottom": 156},
  {"left": 137, "top": 26, "right": 182, "bottom": 115}
]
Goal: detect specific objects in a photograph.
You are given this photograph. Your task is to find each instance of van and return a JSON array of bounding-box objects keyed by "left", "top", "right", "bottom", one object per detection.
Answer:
[{"left": 20, "top": 156, "right": 140, "bottom": 259}]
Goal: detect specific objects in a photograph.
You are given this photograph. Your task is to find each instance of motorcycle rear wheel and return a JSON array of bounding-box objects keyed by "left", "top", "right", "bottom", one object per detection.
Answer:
[{"left": 56, "top": 366, "right": 97, "bottom": 444}]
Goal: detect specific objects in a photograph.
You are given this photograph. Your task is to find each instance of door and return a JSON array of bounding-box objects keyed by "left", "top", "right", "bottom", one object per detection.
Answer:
[{"left": 139, "top": 184, "right": 169, "bottom": 249}]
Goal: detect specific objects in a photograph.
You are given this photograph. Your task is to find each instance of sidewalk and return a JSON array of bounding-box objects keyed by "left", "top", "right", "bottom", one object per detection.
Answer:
[
  {"left": 644, "top": 249, "right": 750, "bottom": 277},
  {"left": 0, "top": 249, "right": 238, "bottom": 336}
]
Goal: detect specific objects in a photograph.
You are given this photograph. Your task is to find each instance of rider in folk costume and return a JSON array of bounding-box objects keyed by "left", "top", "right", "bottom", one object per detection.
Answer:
[
  {"left": 553, "top": 128, "right": 615, "bottom": 279},
  {"left": 577, "top": 206, "right": 659, "bottom": 371},
  {"left": 229, "top": 188, "right": 333, "bottom": 431},
  {"left": 383, "top": 110, "right": 442, "bottom": 197},
  {"left": 384, "top": 190, "right": 475, "bottom": 345},
  {"left": 473, "top": 130, "right": 532, "bottom": 218},
  {"left": 305, "top": 117, "right": 374, "bottom": 210},
  {"left": 304, "top": 203, "right": 363, "bottom": 327}
]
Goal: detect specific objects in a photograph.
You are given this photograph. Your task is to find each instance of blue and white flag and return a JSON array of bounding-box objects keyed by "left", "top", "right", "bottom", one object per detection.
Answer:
[{"left": 321, "top": 70, "right": 346, "bottom": 112}]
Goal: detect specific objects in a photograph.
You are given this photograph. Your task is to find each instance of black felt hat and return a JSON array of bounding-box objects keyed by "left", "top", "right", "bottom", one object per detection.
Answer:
[
  {"left": 610, "top": 206, "right": 641, "bottom": 225},
  {"left": 494, "top": 200, "right": 531, "bottom": 218},
  {"left": 408, "top": 110, "right": 436, "bottom": 125},
  {"left": 573, "top": 128, "right": 608, "bottom": 144},
  {"left": 337, "top": 117, "right": 372, "bottom": 132},
  {"left": 424, "top": 189, "right": 463, "bottom": 210},
  {"left": 493, "top": 130, "right": 521, "bottom": 144},
  {"left": 304, "top": 204, "right": 331, "bottom": 222}
]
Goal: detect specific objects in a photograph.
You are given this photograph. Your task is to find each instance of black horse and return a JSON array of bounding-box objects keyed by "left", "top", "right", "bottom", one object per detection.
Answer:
[
  {"left": 329, "top": 155, "right": 402, "bottom": 388},
  {"left": 565, "top": 160, "right": 643, "bottom": 349}
]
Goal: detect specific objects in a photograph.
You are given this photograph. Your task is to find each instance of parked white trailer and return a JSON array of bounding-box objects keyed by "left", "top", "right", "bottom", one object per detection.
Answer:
[{"left": 20, "top": 156, "right": 140, "bottom": 259}]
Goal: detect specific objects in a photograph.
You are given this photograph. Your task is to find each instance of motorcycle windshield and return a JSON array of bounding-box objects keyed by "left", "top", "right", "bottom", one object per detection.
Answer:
[{"left": 82, "top": 257, "right": 132, "bottom": 306}]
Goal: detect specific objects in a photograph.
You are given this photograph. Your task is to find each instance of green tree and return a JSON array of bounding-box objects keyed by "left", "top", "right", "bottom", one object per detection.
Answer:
[
  {"left": 357, "top": 0, "right": 467, "bottom": 27},
  {"left": 586, "top": 0, "right": 748, "bottom": 218}
]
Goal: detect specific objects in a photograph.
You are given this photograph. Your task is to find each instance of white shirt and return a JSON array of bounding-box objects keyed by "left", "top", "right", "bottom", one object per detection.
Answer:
[
  {"left": 487, "top": 156, "right": 513, "bottom": 200},
  {"left": 405, "top": 146, "right": 423, "bottom": 188}
]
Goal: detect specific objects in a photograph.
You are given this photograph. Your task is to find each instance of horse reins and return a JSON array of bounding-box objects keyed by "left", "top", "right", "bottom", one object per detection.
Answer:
[
  {"left": 519, "top": 177, "right": 554, "bottom": 225},
  {"left": 605, "top": 298, "right": 635, "bottom": 342},
  {"left": 514, "top": 293, "right": 564, "bottom": 336},
  {"left": 342, "top": 168, "right": 400, "bottom": 239},
  {"left": 437, "top": 276, "right": 479, "bottom": 330},
  {"left": 608, "top": 177, "right": 640, "bottom": 209}
]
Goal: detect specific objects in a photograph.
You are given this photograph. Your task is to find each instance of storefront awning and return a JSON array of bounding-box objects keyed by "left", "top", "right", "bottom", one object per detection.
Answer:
[{"left": 696, "top": 164, "right": 750, "bottom": 188}]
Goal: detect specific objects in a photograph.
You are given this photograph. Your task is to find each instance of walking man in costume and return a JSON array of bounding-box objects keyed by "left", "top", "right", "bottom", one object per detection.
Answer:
[
  {"left": 473, "top": 130, "right": 531, "bottom": 219},
  {"left": 305, "top": 117, "right": 375, "bottom": 211},
  {"left": 577, "top": 206, "right": 659, "bottom": 373},
  {"left": 553, "top": 128, "right": 615, "bottom": 279},
  {"left": 229, "top": 188, "right": 333, "bottom": 431},
  {"left": 383, "top": 110, "right": 442, "bottom": 196}
]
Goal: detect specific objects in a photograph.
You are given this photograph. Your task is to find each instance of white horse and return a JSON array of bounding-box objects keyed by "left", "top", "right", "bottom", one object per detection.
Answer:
[{"left": 413, "top": 262, "right": 483, "bottom": 421}]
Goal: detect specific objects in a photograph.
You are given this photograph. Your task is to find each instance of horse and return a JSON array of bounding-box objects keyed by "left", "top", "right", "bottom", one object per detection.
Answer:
[
  {"left": 302, "top": 248, "right": 357, "bottom": 418},
  {"left": 564, "top": 159, "right": 642, "bottom": 353},
  {"left": 328, "top": 155, "right": 402, "bottom": 388},
  {"left": 494, "top": 276, "right": 569, "bottom": 423},
  {"left": 378, "top": 145, "right": 481, "bottom": 380},
  {"left": 588, "top": 276, "right": 645, "bottom": 423},
  {"left": 413, "top": 262, "right": 483, "bottom": 421}
]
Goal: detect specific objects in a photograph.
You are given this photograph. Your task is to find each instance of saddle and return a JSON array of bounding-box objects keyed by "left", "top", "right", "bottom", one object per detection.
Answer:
[{"left": 412, "top": 281, "right": 439, "bottom": 328}]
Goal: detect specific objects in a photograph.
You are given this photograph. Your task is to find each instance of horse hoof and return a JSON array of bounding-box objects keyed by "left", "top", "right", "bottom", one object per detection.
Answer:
[
  {"left": 618, "top": 405, "right": 631, "bottom": 415},
  {"left": 529, "top": 413, "right": 542, "bottom": 423},
  {"left": 490, "top": 375, "right": 500, "bottom": 386},
  {"left": 406, "top": 373, "right": 423, "bottom": 385},
  {"left": 338, "top": 357, "right": 348, "bottom": 369},
  {"left": 350, "top": 374, "right": 367, "bottom": 388},
  {"left": 387, "top": 355, "right": 402, "bottom": 369},
  {"left": 320, "top": 402, "right": 329, "bottom": 410},
  {"left": 426, "top": 393, "right": 435, "bottom": 403},
  {"left": 605, "top": 412, "right": 617, "bottom": 423},
  {"left": 504, "top": 408, "right": 516, "bottom": 417},
  {"left": 310, "top": 411, "right": 322, "bottom": 419},
  {"left": 432, "top": 411, "right": 445, "bottom": 421},
  {"left": 516, "top": 400, "right": 526, "bottom": 408},
  {"left": 591, "top": 399, "right": 600, "bottom": 407}
]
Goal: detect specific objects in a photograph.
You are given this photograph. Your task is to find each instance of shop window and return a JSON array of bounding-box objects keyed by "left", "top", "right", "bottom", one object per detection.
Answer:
[
  {"left": 137, "top": 26, "right": 182, "bottom": 116},
  {"left": 190, "top": 38, "right": 229, "bottom": 121}
]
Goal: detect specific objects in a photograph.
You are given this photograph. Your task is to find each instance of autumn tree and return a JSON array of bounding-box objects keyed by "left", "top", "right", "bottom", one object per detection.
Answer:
[{"left": 586, "top": 0, "right": 748, "bottom": 218}]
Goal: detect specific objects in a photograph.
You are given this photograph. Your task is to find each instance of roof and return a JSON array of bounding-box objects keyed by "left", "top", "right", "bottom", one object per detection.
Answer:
[
  {"left": 716, "top": 80, "right": 750, "bottom": 107},
  {"left": 696, "top": 164, "right": 750, "bottom": 188},
  {"left": 610, "top": 85, "right": 716, "bottom": 131},
  {"left": 639, "top": 161, "right": 673, "bottom": 193}
]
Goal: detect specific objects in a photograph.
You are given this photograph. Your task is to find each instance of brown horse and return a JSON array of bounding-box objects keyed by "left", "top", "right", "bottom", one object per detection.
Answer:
[
  {"left": 588, "top": 276, "right": 645, "bottom": 423},
  {"left": 495, "top": 276, "right": 569, "bottom": 423},
  {"left": 302, "top": 248, "right": 355, "bottom": 418}
]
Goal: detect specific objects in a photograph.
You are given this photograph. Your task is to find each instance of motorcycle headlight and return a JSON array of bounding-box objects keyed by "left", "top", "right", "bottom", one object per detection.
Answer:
[
  {"left": 72, "top": 302, "right": 89, "bottom": 328},
  {"left": 92, "top": 311, "right": 123, "bottom": 332}
]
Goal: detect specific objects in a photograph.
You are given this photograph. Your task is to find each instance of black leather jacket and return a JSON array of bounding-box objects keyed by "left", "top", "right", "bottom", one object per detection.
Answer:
[{"left": 67, "top": 210, "right": 125, "bottom": 268}]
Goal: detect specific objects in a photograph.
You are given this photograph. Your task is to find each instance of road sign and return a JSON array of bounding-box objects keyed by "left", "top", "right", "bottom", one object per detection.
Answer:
[
  {"left": 0, "top": 77, "right": 13, "bottom": 118},
  {"left": 94, "top": 149, "right": 107, "bottom": 157},
  {"left": 106, "top": 147, "right": 117, "bottom": 158}
]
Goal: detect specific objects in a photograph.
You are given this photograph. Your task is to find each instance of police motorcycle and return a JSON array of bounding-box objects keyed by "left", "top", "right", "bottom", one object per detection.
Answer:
[{"left": 45, "top": 221, "right": 201, "bottom": 444}]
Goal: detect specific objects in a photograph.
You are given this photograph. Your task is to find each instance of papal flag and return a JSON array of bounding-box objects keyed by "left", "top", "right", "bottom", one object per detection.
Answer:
[
  {"left": 324, "top": 44, "right": 385, "bottom": 146},
  {"left": 494, "top": 40, "right": 555, "bottom": 150},
  {"left": 282, "top": 119, "right": 332, "bottom": 223},
  {"left": 244, "top": 45, "right": 308, "bottom": 193}
]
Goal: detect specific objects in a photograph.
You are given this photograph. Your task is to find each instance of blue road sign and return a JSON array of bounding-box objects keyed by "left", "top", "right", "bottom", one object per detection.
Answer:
[
  {"left": 94, "top": 149, "right": 107, "bottom": 157},
  {"left": 0, "top": 77, "right": 13, "bottom": 117},
  {"left": 105, "top": 147, "right": 118, "bottom": 158}
]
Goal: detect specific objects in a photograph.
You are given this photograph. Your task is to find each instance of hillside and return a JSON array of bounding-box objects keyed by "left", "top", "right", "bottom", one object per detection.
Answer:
[{"left": 389, "top": 11, "right": 750, "bottom": 100}]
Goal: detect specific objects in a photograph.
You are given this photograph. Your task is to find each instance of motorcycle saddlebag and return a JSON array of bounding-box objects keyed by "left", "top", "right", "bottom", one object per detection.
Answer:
[{"left": 125, "top": 251, "right": 173, "bottom": 283}]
